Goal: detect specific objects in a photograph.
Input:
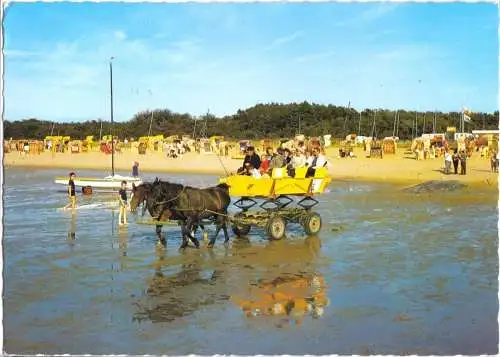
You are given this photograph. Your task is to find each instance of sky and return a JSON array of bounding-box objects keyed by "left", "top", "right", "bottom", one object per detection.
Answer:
[{"left": 3, "top": 2, "right": 498, "bottom": 122}]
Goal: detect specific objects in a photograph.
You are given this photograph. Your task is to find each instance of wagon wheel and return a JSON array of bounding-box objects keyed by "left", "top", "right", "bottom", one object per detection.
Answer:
[
  {"left": 303, "top": 212, "right": 322, "bottom": 235},
  {"left": 266, "top": 215, "right": 286, "bottom": 240},
  {"left": 231, "top": 213, "right": 251, "bottom": 237}
]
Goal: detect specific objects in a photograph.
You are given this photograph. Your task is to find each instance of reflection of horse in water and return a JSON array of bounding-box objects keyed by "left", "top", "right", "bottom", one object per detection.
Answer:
[
  {"left": 133, "top": 235, "right": 328, "bottom": 326},
  {"left": 132, "top": 250, "right": 229, "bottom": 324}
]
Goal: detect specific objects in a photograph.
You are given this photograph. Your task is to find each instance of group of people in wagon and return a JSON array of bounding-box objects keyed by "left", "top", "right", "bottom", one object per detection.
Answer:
[{"left": 237, "top": 144, "right": 328, "bottom": 178}]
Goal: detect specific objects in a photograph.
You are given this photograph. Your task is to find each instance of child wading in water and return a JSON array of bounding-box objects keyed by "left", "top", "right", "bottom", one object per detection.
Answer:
[
  {"left": 63, "top": 172, "right": 77, "bottom": 210},
  {"left": 118, "top": 181, "right": 129, "bottom": 226}
]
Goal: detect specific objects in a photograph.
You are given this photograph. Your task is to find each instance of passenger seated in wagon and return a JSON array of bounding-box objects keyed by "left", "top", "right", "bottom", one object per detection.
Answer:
[
  {"left": 259, "top": 147, "right": 274, "bottom": 175},
  {"left": 306, "top": 148, "right": 328, "bottom": 177},
  {"left": 268, "top": 148, "right": 285, "bottom": 172},
  {"left": 237, "top": 146, "right": 261, "bottom": 174},
  {"left": 244, "top": 163, "right": 262, "bottom": 178},
  {"left": 283, "top": 148, "right": 292, "bottom": 167},
  {"left": 287, "top": 149, "right": 307, "bottom": 177}
]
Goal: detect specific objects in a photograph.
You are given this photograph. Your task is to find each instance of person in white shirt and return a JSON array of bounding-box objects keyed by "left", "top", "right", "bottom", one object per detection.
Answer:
[
  {"left": 292, "top": 151, "right": 307, "bottom": 168},
  {"left": 306, "top": 148, "right": 328, "bottom": 177},
  {"left": 444, "top": 150, "right": 452, "bottom": 174},
  {"left": 245, "top": 163, "right": 261, "bottom": 178},
  {"left": 287, "top": 150, "right": 307, "bottom": 176},
  {"left": 315, "top": 149, "right": 328, "bottom": 168}
]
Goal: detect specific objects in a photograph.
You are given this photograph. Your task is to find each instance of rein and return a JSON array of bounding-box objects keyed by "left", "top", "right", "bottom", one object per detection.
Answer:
[
  {"left": 152, "top": 189, "right": 185, "bottom": 207},
  {"left": 138, "top": 187, "right": 186, "bottom": 218}
]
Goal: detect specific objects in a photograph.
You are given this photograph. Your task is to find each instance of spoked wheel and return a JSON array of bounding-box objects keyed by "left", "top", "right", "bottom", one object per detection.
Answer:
[
  {"left": 266, "top": 215, "right": 286, "bottom": 240},
  {"left": 231, "top": 213, "right": 251, "bottom": 237},
  {"left": 302, "top": 211, "right": 322, "bottom": 235}
]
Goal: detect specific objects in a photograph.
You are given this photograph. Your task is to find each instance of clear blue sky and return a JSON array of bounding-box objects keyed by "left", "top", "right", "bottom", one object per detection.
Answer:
[{"left": 4, "top": 2, "right": 498, "bottom": 122}]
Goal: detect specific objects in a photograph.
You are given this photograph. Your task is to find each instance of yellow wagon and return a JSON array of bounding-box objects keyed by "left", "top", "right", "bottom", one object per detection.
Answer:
[{"left": 218, "top": 167, "right": 332, "bottom": 240}]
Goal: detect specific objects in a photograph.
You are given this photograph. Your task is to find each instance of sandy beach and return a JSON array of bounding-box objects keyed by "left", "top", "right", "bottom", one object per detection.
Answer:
[{"left": 4, "top": 146, "right": 499, "bottom": 189}]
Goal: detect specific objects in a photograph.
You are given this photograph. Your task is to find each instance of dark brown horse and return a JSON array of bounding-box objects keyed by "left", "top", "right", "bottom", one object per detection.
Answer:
[
  {"left": 130, "top": 179, "right": 231, "bottom": 249},
  {"left": 129, "top": 181, "right": 203, "bottom": 247}
]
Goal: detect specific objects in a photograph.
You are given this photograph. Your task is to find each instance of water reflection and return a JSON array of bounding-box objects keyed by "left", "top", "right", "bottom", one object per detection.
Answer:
[
  {"left": 67, "top": 211, "right": 76, "bottom": 244},
  {"left": 232, "top": 273, "right": 328, "bottom": 324},
  {"left": 133, "top": 249, "right": 228, "bottom": 324},
  {"left": 133, "top": 235, "right": 328, "bottom": 328},
  {"left": 118, "top": 227, "right": 128, "bottom": 271},
  {"left": 230, "top": 235, "right": 329, "bottom": 326}
]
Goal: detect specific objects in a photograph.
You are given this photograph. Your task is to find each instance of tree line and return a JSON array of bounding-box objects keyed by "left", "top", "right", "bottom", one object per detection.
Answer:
[{"left": 4, "top": 102, "right": 499, "bottom": 141}]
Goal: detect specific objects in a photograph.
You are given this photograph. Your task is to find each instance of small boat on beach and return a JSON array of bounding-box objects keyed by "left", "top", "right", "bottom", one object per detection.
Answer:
[{"left": 54, "top": 175, "right": 142, "bottom": 190}]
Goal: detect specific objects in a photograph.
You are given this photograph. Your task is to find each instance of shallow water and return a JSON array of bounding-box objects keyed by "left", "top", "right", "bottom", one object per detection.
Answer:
[{"left": 3, "top": 167, "right": 499, "bottom": 355}]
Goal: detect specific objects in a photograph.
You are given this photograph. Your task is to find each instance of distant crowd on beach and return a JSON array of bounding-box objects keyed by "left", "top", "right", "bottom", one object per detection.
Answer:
[{"left": 443, "top": 149, "right": 500, "bottom": 175}]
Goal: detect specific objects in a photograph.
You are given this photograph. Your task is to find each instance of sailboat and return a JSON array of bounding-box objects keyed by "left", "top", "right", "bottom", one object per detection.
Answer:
[{"left": 54, "top": 57, "right": 143, "bottom": 191}]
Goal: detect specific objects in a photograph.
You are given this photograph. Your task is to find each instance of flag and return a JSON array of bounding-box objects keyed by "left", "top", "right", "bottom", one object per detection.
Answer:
[{"left": 462, "top": 106, "right": 472, "bottom": 123}]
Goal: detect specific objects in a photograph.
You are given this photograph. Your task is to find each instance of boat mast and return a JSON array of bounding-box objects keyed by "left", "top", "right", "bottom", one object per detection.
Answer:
[
  {"left": 109, "top": 57, "right": 115, "bottom": 177},
  {"left": 148, "top": 89, "right": 154, "bottom": 137}
]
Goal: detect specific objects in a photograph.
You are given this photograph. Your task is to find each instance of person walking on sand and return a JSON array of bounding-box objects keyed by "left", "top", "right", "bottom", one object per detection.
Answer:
[
  {"left": 444, "top": 150, "right": 452, "bottom": 174},
  {"left": 459, "top": 150, "right": 467, "bottom": 175},
  {"left": 132, "top": 161, "right": 139, "bottom": 177},
  {"left": 63, "top": 172, "right": 77, "bottom": 210},
  {"left": 452, "top": 149, "right": 460, "bottom": 174},
  {"left": 495, "top": 151, "right": 500, "bottom": 173},
  {"left": 118, "top": 181, "right": 129, "bottom": 226}
]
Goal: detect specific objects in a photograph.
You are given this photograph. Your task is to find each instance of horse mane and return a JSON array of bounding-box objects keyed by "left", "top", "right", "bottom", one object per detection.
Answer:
[{"left": 215, "top": 183, "right": 230, "bottom": 191}]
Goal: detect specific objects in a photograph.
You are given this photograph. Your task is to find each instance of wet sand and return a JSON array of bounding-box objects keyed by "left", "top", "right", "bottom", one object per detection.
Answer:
[
  {"left": 4, "top": 146, "right": 498, "bottom": 189},
  {"left": 3, "top": 168, "right": 498, "bottom": 354}
]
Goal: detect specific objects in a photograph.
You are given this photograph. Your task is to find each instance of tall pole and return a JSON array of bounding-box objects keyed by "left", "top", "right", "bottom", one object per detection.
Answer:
[
  {"left": 371, "top": 110, "right": 377, "bottom": 138},
  {"left": 148, "top": 112, "right": 154, "bottom": 137},
  {"left": 110, "top": 57, "right": 115, "bottom": 177},
  {"left": 358, "top": 111, "right": 362, "bottom": 135},
  {"left": 396, "top": 112, "right": 400, "bottom": 137},
  {"left": 414, "top": 111, "right": 418, "bottom": 138},
  {"left": 392, "top": 110, "right": 398, "bottom": 137},
  {"left": 415, "top": 79, "right": 421, "bottom": 138},
  {"left": 192, "top": 118, "right": 197, "bottom": 139}
]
